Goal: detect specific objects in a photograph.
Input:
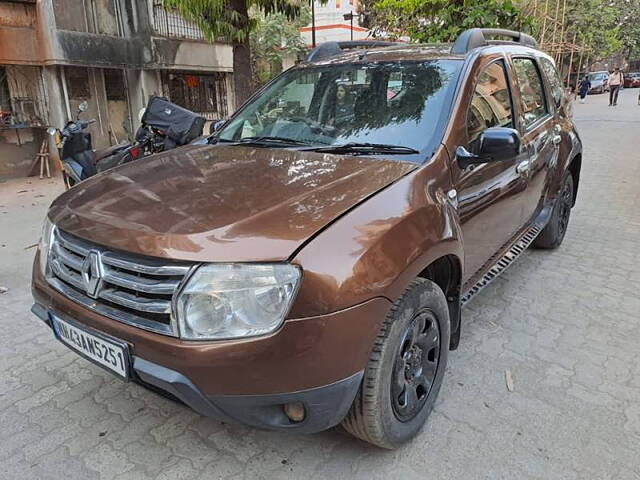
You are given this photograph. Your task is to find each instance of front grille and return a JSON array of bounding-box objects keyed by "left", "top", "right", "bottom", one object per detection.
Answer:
[{"left": 47, "top": 228, "right": 192, "bottom": 336}]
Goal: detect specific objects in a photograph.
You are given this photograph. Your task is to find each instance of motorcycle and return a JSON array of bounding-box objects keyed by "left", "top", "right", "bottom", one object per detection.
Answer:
[
  {"left": 98, "top": 96, "right": 206, "bottom": 172},
  {"left": 49, "top": 97, "right": 205, "bottom": 189}
]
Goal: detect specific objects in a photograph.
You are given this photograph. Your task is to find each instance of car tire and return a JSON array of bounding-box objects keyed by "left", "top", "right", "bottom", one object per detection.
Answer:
[
  {"left": 341, "top": 278, "right": 450, "bottom": 449},
  {"left": 534, "top": 172, "right": 574, "bottom": 249}
]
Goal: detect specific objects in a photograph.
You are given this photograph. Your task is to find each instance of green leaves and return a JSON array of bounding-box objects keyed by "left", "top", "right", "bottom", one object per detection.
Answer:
[
  {"left": 250, "top": 7, "right": 310, "bottom": 86},
  {"left": 163, "top": 0, "right": 303, "bottom": 43},
  {"left": 367, "top": 0, "right": 531, "bottom": 42}
]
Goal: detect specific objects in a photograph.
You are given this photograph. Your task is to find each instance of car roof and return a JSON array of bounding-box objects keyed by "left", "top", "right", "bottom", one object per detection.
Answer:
[
  {"left": 303, "top": 44, "right": 464, "bottom": 66},
  {"left": 303, "top": 30, "right": 549, "bottom": 67}
]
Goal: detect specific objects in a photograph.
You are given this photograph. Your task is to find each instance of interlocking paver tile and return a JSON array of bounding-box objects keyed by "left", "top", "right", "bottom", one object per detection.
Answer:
[{"left": 1, "top": 89, "right": 640, "bottom": 479}]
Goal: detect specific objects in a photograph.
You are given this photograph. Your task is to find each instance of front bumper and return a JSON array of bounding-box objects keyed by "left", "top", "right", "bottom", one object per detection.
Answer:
[
  {"left": 33, "top": 301, "right": 362, "bottom": 433},
  {"left": 31, "top": 262, "right": 389, "bottom": 432}
]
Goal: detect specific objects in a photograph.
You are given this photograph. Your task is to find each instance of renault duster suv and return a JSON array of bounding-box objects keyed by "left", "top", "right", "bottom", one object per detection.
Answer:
[{"left": 32, "top": 28, "right": 582, "bottom": 449}]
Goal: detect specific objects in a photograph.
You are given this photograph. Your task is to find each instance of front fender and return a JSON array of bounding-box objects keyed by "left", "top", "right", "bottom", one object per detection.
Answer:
[{"left": 288, "top": 148, "right": 463, "bottom": 319}]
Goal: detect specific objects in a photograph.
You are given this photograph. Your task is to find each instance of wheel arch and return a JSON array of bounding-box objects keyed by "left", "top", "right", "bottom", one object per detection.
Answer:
[
  {"left": 567, "top": 153, "right": 582, "bottom": 207},
  {"left": 383, "top": 248, "right": 464, "bottom": 351},
  {"left": 416, "top": 254, "right": 463, "bottom": 350}
]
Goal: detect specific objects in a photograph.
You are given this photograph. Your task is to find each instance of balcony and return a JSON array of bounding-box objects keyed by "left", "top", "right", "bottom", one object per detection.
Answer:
[{"left": 151, "top": 0, "right": 206, "bottom": 41}]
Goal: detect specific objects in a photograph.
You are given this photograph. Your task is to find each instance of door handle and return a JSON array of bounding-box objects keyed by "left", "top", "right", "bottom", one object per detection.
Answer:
[{"left": 516, "top": 160, "right": 530, "bottom": 175}]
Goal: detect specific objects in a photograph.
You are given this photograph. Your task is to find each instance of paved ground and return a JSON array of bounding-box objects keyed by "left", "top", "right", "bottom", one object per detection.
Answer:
[{"left": 1, "top": 89, "right": 640, "bottom": 479}]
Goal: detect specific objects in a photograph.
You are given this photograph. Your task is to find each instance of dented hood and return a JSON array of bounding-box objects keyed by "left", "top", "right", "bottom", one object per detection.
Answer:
[{"left": 49, "top": 144, "right": 416, "bottom": 262}]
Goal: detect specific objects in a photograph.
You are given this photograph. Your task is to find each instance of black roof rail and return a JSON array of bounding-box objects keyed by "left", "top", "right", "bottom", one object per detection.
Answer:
[
  {"left": 451, "top": 28, "right": 538, "bottom": 54},
  {"left": 305, "top": 40, "right": 398, "bottom": 62}
]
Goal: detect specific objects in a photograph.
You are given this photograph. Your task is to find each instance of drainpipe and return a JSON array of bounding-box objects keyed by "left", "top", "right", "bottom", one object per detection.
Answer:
[{"left": 60, "top": 66, "right": 72, "bottom": 121}]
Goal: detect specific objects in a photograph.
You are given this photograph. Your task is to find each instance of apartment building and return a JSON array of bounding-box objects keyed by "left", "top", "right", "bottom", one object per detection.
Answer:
[{"left": 0, "top": 0, "right": 234, "bottom": 178}]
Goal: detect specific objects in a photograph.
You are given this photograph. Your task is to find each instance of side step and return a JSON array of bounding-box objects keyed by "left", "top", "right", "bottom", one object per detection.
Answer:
[{"left": 461, "top": 224, "right": 542, "bottom": 306}]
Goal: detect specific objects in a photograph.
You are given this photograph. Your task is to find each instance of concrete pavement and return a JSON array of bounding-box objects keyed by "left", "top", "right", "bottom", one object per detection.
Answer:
[{"left": 1, "top": 88, "right": 639, "bottom": 479}]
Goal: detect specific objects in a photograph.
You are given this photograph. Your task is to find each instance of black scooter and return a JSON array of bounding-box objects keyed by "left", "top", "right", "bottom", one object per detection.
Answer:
[
  {"left": 49, "top": 98, "right": 205, "bottom": 188},
  {"left": 48, "top": 101, "right": 128, "bottom": 188}
]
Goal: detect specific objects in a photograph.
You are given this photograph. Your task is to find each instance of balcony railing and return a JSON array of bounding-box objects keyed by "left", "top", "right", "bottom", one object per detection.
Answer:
[{"left": 151, "top": 1, "right": 206, "bottom": 41}]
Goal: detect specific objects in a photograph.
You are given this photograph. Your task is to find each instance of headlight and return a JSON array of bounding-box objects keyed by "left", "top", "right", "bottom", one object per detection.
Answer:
[
  {"left": 175, "top": 263, "right": 301, "bottom": 340},
  {"left": 38, "top": 216, "right": 55, "bottom": 277}
]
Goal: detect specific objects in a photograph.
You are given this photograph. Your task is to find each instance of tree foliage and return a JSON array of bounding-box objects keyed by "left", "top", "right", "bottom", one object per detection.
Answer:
[
  {"left": 363, "top": 0, "right": 532, "bottom": 42},
  {"left": 250, "top": 6, "right": 310, "bottom": 87},
  {"left": 163, "top": 0, "right": 301, "bottom": 43}
]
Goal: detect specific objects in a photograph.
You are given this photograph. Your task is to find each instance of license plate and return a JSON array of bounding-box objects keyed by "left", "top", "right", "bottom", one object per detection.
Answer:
[{"left": 51, "top": 315, "right": 129, "bottom": 379}]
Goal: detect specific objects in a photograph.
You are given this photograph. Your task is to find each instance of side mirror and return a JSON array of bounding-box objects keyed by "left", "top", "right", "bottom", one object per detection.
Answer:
[
  {"left": 208, "top": 119, "right": 225, "bottom": 135},
  {"left": 456, "top": 127, "right": 520, "bottom": 170}
]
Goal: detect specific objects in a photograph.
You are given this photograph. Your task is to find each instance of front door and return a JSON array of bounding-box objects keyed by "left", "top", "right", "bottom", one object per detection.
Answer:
[{"left": 453, "top": 58, "right": 529, "bottom": 282}]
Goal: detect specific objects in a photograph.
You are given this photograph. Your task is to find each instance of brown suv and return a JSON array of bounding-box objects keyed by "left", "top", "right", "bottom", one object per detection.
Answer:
[{"left": 32, "top": 28, "right": 582, "bottom": 448}]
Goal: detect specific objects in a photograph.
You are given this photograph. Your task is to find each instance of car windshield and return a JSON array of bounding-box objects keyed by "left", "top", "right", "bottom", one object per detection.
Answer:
[
  {"left": 217, "top": 60, "right": 462, "bottom": 156},
  {"left": 589, "top": 73, "right": 606, "bottom": 81}
]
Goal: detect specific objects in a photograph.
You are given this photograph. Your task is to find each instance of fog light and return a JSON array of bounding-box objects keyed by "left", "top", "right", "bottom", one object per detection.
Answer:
[{"left": 283, "top": 402, "right": 305, "bottom": 423}]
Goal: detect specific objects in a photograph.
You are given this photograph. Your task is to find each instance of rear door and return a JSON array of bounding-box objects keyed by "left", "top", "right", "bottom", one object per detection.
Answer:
[{"left": 509, "top": 56, "right": 557, "bottom": 225}]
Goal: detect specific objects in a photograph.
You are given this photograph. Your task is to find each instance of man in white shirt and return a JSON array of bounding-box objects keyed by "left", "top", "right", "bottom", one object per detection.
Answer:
[{"left": 609, "top": 67, "right": 624, "bottom": 106}]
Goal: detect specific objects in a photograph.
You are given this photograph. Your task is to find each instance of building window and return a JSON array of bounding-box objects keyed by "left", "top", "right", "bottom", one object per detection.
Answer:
[
  {"left": 53, "top": 0, "right": 122, "bottom": 36},
  {"left": 0, "top": 65, "right": 48, "bottom": 127},
  {"left": 104, "top": 69, "right": 126, "bottom": 101},
  {"left": 66, "top": 67, "right": 90, "bottom": 100},
  {"left": 152, "top": 0, "right": 205, "bottom": 40},
  {"left": 162, "top": 71, "right": 229, "bottom": 119}
]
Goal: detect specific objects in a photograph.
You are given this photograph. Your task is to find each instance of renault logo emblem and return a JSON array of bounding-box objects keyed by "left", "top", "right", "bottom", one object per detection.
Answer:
[{"left": 81, "top": 250, "right": 103, "bottom": 299}]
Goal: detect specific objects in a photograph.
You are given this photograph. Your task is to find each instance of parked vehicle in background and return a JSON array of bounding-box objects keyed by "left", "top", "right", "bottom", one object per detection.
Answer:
[
  {"left": 624, "top": 72, "right": 640, "bottom": 88},
  {"left": 588, "top": 71, "right": 609, "bottom": 94},
  {"left": 50, "top": 97, "right": 205, "bottom": 188},
  {"left": 32, "top": 29, "right": 582, "bottom": 449},
  {"left": 48, "top": 101, "right": 129, "bottom": 188},
  {"left": 97, "top": 97, "right": 206, "bottom": 173}
]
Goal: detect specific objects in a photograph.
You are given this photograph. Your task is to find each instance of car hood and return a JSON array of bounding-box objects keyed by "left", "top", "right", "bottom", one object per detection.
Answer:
[{"left": 49, "top": 144, "right": 417, "bottom": 262}]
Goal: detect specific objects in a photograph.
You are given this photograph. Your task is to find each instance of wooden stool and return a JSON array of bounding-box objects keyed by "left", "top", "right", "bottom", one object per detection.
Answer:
[{"left": 36, "top": 138, "right": 50, "bottom": 179}]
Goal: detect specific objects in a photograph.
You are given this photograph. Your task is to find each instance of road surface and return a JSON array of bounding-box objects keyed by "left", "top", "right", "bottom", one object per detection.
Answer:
[{"left": 1, "top": 88, "right": 639, "bottom": 479}]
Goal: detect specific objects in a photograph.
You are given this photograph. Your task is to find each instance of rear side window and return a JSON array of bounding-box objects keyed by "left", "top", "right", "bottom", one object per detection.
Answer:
[
  {"left": 539, "top": 57, "right": 563, "bottom": 108},
  {"left": 512, "top": 58, "right": 549, "bottom": 129},
  {"left": 467, "top": 60, "right": 513, "bottom": 144}
]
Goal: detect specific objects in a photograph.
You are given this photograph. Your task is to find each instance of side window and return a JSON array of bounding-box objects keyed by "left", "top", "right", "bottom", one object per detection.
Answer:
[
  {"left": 467, "top": 61, "right": 513, "bottom": 146},
  {"left": 539, "top": 57, "right": 563, "bottom": 108},
  {"left": 512, "top": 58, "right": 549, "bottom": 128}
]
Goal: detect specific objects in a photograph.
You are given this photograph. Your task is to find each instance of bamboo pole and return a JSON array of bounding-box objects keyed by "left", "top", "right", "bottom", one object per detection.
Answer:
[
  {"left": 566, "top": 31, "right": 578, "bottom": 85},
  {"left": 557, "top": 0, "right": 567, "bottom": 65},
  {"left": 540, "top": 0, "right": 549, "bottom": 45},
  {"left": 551, "top": 0, "right": 560, "bottom": 49},
  {"left": 576, "top": 38, "right": 588, "bottom": 88}
]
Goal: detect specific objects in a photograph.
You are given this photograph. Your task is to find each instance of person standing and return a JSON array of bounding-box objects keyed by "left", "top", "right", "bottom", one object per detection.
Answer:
[
  {"left": 609, "top": 67, "right": 624, "bottom": 106},
  {"left": 578, "top": 75, "right": 591, "bottom": 103}
]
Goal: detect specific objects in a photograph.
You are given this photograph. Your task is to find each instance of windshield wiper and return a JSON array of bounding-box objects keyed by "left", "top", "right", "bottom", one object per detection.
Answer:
[
  {"left": 234, "top": 136, "right": 312, "bottom": 146},
  {"left": 307, "top": 142, "right": 419, "bottom": 155}
]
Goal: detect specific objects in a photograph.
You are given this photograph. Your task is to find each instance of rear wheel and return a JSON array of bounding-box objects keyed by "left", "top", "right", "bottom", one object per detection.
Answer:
[
  {"left": 534, "top": 172, "right": 574, "bottom": 249},
  {"left": 341, "top": 279, "right": 450, "bottom": 449}
]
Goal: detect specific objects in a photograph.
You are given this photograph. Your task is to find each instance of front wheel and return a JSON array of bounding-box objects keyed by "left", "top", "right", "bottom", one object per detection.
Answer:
[
  {"left": 341, "top": 279, "right": 450, "bottom": 449},
  {"left": 534, "top": 172, "right": 574, "bottom": 249}
]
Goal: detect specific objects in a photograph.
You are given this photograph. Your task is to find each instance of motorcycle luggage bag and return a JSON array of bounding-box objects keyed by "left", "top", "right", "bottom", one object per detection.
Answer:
[{"left": 141, "top": 96, "right": 206, "bottom": 146}]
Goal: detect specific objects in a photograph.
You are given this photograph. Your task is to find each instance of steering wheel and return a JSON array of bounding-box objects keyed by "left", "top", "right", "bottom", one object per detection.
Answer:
[{"left": 286, "top": 116, "right": 336, "bottom": 135}]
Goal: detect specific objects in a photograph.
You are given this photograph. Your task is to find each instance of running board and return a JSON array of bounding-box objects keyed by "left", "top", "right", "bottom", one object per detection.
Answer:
[{"left": 461, "top": 224, "right": 542, "bottom": 306}]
